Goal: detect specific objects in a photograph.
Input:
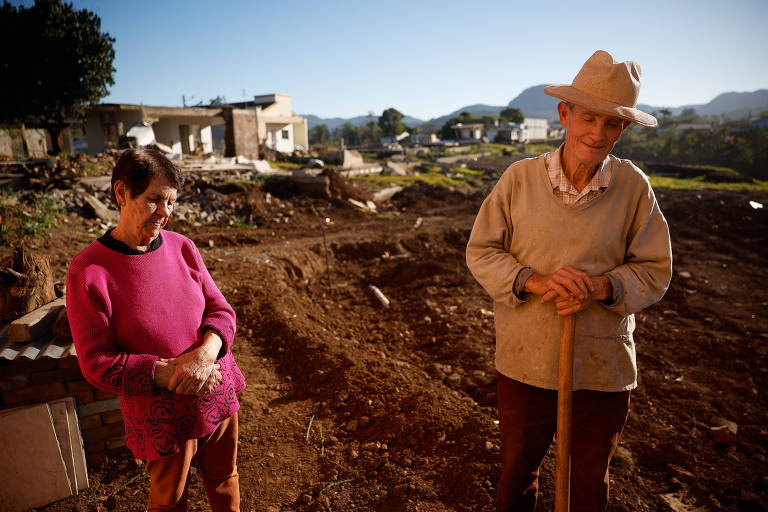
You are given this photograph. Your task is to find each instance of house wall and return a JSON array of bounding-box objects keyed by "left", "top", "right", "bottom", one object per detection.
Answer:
[
  {"left": 294, "top": 118, "right": 308, "bottom": 150},
  {"left": 522, "top": 118, "right": 549, "bottom": 141},
  {"left": 266, "top": 123, "right": 293, "bottom": 153},
  {"left": 224, "top": 109, "right": 260, "bottom": 159}
]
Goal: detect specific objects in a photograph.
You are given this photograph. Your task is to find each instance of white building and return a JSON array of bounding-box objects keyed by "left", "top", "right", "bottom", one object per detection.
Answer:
[
  {"left": 452, "top": 123, "right": 484, "bottom": 141},
  {"left": 222, "top": 94, "right": 308, "bottom": 154},
  {"left": 491, "top": 118, "right": 550, "bottom": 143}
]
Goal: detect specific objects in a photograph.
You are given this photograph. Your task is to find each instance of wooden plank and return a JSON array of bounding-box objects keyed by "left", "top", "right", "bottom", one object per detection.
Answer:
[
  {"left": 63, "top": 397, "right": 89, "bottom": 491},
  {"left": 8, "top": 296, "right": 66, "bottom": 343},
  {"left": 0, "top": 403, "right": 74, "bottom": 510},
  {"left": 49, "top": 400, "right": 77, "bottom": 494}
]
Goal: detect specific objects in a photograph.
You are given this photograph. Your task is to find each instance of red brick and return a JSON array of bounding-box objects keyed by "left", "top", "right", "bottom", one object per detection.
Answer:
[
  {"left": 94, "top": 389, "right": 118, "bottom": 401},
  {"left": 0, "top": 358, "right": 57, "bottom": 376},
  {"left": 85, "top": 449, "right": 107, "bottom": 468},
  {"left": 83, "top": 423, "right": 125, "bottom": 444},
  {"left": 0, "top": 374, "right": 30, "bottom": 392},
  {"left": 67, "top": 380, "right": 96, "bottom": 393},
  {"left": 72, "top": 390, "right": 95, "bottom": 406},
  {"left": 79, "top": 413, "right": 102, "bottom": 430},
  {"left": 29, "top": 368, "right": 83, "bottom": 385},
  {"left": 105, "top": 436, "right": 126, "bottom": 450},
  {"left": 102, "top": 409, "right": 123, "bottom": 425},
  {"left": 2, "top": 382, "right": 67, "bottom": 404},
  {"left": 57, "top": 356, "right": 81, "bottom": 369}
]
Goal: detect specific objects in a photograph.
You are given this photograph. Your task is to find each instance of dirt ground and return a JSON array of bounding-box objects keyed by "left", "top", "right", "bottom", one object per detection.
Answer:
[{"left": 8, "top": 170, "right": 768, "bottom": 511}]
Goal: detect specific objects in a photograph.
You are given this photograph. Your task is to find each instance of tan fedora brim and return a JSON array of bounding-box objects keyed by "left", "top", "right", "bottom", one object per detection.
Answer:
[{"left": 544, "top": 84, "right": 658, "bottom": 127}]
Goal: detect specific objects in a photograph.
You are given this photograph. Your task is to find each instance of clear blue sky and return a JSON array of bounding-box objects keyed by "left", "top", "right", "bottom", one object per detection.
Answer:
[{"left": 21, "top": 0, "right": 768, "bottom": 120}]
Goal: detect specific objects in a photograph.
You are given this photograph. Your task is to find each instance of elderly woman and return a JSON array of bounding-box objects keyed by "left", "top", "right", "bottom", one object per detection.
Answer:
[
  {"left": 467, "top": 51, "right": 672, "bottom": 511},
  {"left": 66, "top": 148, "right": 245, "bottom": 511}
]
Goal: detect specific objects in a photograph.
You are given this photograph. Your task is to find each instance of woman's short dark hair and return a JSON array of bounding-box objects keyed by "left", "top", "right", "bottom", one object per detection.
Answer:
[{"left": 111, "top": 148, "right": 184, "bottom": 205}]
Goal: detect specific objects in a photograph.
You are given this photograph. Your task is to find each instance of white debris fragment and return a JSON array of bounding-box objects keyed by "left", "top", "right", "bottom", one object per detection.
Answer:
[
  {"left": 368, "top": 284, "right": 390, "bottom": 308},
  {"left": 749, "top": 201, "right": 763, "bottom": 209}
]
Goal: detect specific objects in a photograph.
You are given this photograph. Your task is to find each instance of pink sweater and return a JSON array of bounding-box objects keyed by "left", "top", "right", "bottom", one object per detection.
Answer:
[{"left": 66, "top": 230, "right": 245, "bottom": 460}]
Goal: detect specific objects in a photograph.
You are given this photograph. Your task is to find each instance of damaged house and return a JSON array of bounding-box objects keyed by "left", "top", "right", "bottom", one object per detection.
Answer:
[{"left": 85, "top": 93, "right": 308, "bottom": 160}]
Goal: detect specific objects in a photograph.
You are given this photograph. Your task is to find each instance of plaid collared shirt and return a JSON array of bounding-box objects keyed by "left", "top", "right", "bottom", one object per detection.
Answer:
[{"left": 545, "top": 146, "right": 613, "bottom": 206}]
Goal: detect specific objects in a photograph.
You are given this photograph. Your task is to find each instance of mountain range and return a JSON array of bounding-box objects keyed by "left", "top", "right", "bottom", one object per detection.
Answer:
[{"left": 303, "top": 86, "right": 768, "bottom": 130}]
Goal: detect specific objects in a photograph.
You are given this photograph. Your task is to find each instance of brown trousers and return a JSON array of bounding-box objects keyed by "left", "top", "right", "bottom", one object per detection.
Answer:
[
  {"left": 146, "top": 413, "right": 240, "bottom": 512},
  {"left": 496, "top": 373, "right": 630, "bottom": 512}
]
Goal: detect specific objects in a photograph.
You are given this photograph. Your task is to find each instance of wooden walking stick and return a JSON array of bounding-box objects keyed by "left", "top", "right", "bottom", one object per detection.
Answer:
[{"left": 555, "top": 314, "right": 576, "bottom": 512}]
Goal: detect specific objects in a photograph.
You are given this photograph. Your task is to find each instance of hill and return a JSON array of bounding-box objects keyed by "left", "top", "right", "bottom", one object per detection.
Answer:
[{"left": 303, "top": 88, "right": 768, "bottom": 130}]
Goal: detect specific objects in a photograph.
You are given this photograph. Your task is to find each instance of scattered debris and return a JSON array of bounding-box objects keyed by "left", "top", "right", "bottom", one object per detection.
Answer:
[{"left": 368, "top": 284, "right": 390, "bottom": 308}]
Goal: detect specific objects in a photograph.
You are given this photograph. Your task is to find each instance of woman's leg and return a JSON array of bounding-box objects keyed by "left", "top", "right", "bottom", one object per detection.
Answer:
[
  {"left": 194, "top": 413, "right": 240, "bottom": 512},
  {"left": 145, "top": 441, "right": 195, "bottom": 512}
]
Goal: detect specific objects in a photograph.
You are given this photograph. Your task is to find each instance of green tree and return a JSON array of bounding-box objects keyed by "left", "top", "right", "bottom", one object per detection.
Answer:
[
  {"left": 678, "top": 108, "right": 698, "bottom": 123},
  {"left": 499, "top": 107, "right": 524, "bottom": 124},
  {"left": 480, "top": 115, "right": 498, "bottom": 129},
  {"left": 378, "top": 108, "right": 405, "bottom": 138},
  {"left": 0, "top": 0, "right": 116, "bottom": 153},
  {"left": 659, "top": 108, "right": 672, "bottom": 126},
  {"left": 339, "top": 122, "right": 360, "bottom": 146},
  {"left": 360, "top": 120, "right": 382, "bottom": 146},
  {"left": 309, "top": 124, "right": 330, "bottom": 146}
]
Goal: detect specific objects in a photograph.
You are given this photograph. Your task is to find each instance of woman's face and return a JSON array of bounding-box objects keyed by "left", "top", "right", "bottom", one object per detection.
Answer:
[{"left": 115, "top": 175, "right": 177, "bottom": 246}]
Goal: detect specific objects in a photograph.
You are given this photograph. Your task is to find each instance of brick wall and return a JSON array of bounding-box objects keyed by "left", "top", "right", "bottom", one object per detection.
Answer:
[{"left": 0, "top": 355, "right": 127, "bottom": 467}]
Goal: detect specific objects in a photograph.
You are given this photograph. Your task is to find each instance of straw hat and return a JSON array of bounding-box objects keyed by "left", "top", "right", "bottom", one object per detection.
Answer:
[{"left": 544, "top": 50, "right": 658, "bottom": 127}]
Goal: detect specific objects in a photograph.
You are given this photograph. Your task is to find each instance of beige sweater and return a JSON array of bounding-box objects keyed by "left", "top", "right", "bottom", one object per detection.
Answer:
[{"left": 466, "top": 153, "right": 672, "bottom": 391}]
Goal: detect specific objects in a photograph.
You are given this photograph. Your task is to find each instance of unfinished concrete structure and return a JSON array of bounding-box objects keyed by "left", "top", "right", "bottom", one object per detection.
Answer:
[
  {"left": 86, "top": 94, "right": 307, "bottom": 160},
  {"left": 86, "top": 104, "right": 224, "bottom": 156}
]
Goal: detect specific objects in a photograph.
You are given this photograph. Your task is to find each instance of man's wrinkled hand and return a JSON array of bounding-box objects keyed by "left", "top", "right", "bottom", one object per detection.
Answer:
[{"left": 525, "top": 269, "right": 612, "bottom": 317}]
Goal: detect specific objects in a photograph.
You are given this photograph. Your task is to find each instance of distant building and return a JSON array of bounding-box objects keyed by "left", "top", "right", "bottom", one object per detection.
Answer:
[
  {"left": 751, "top": 117, "right": 768, "bottom": 130},
  {"left": 223, "top": 94, "right": 308, "bottom": 154},
  {"left": 452, "top": 123, "right": 484, "bottom": 141},
  {"left": 410, "top": 132, "right": 439, "bottom": 145},
  {"left": 675, "top": 123, "right": 713, "bottom": 133},
  {"left": 490, "top": 118, "right": 550, "bottom": 143}
]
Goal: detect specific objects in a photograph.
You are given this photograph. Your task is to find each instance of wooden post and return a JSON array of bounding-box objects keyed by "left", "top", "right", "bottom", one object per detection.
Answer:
[{"left": 555, "top": 315, "right": 576, "bottom": 512}]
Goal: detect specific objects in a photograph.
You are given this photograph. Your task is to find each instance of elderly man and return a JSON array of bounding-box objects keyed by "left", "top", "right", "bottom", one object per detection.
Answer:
[{"left": 466, "top": 50, "right": 672, "bottom": 511}]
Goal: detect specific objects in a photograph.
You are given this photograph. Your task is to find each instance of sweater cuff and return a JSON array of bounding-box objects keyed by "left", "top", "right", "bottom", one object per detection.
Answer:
[
  {"left": 122, "top": 353, "right": 159, "bottom": 395},
  {"left": 602, "top": 273, "right": 623, "bottom": 307},
  {"left": 203, "top": 323, "right": 234, "bottom": 359},
  {"left": 513, "top": 267, "right": 535, "bottom": 300}
]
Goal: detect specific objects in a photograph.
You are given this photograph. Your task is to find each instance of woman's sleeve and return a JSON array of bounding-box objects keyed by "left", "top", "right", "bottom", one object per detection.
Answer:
[
  {"left": 466, "top": 172, "right": 529, "bottom": 308},
  {"left": 188, "top": 243, "right": 237, "bottom": 359},
  {"left": 66, "top": 266, "right": 158, "bottom": 396}
]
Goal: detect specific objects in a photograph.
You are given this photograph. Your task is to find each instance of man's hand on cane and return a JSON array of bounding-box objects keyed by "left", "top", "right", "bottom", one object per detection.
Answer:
[{"left": 525, "top": 266, "right": 613, "bottom": 316}]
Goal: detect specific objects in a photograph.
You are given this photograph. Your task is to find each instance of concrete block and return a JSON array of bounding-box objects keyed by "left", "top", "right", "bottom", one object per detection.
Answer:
[{"left": 0, "top": 403, "right": 73, "bottom": 509}]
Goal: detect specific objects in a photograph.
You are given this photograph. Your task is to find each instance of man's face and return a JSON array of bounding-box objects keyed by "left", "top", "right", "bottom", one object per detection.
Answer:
[{"left": 559, "top": 102, "right": 629, "bottom": 169}]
